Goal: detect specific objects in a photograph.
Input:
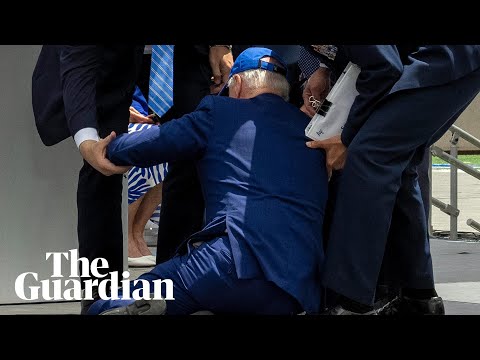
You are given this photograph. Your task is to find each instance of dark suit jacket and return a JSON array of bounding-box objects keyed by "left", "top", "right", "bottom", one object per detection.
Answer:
[
  {"left": 306, "top": 45, "right": 480, "bottom": 146},
  {"left": 107, "top": 93, "right": 329, "bottom": 313},
  {"left": 32, "top": 45, "right": 144, "bottom": 146}
]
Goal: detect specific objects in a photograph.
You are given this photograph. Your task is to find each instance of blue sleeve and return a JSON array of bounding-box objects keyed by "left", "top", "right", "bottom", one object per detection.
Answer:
[
  {"left": 340, "top": 45, "right": 403, "bottom": 146},
  {"left": 131, "top": 86, "right": 149, "bottom": 116},
  {"left": 107, "top": 96, "right": 215, "bottom": 167},
  {"left": 58, "top": 45, "right": 99, "bottom": 135}
]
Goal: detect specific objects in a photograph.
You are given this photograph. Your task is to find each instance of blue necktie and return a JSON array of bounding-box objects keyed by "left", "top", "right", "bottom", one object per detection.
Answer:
[{"left": 148, "top": 45, "right": 174, "bottom": 117}]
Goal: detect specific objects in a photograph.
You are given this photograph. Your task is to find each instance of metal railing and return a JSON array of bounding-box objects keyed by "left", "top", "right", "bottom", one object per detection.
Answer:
[{"left": 430, "top": 125, "right": 480, "bottom": 240}]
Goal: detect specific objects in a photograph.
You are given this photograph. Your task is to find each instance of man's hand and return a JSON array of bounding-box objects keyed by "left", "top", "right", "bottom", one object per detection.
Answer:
[
  {"left": 79, "top": 131, "right": 131, "bottom": 176},
  {"left": 209, "top": 46, "right": 234, "bottom": 94},
  {"left": 301, "top": 67, "right": 331, "bottom": 117},
  {"left": 129, "top": 106, "right": 157, "bottom": 124},
  {"left": 306, "top": 135, "right": 347, "bottom": 178}
]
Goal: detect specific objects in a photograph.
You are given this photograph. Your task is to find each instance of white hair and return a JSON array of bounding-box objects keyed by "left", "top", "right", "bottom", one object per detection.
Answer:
[{"left": 227, "top": 68, "right": 290, "bottom": 101}]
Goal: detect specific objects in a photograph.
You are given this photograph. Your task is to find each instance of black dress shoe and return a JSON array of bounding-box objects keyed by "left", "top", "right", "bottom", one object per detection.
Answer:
[
  {"left": 322, "top": 304, "right": 378, "bottom": 315},
  {"left": 378, "top": 296, "right": 445, "bottom": 315},
  {"left": 80, "top": 298, "right": 97, "bottom": 315},
  {"left": 100, "top": 298, "right": 167, "bottom": 315},
  {"left": 80, "top": 287, "right": 101, "bottom": 315}
]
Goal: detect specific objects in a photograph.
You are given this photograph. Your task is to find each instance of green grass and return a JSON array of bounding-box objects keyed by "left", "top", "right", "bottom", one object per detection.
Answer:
[{"left": 432, "top": 154, "right": 480, "bottom": 165}]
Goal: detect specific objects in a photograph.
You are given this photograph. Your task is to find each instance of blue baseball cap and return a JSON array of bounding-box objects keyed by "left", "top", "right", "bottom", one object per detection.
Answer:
[{"left": 218, "top": 47, "right": 288, "bottom": 95}]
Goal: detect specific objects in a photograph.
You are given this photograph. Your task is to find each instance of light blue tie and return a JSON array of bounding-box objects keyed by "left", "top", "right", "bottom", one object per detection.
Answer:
[{"left": 148, "top": 45, "right": 174, "bottom": 117}]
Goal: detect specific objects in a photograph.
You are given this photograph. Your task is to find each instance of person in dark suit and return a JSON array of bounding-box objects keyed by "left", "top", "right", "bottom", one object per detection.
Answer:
[
  {"left": 86, "top": 47, "right": 329, "bottom": 315},
  {"left": 301, "top": 45, "right": 480, "bottom": 315},
  {"left": 31, "top": 45, "right": 145, "bottom": 314}
]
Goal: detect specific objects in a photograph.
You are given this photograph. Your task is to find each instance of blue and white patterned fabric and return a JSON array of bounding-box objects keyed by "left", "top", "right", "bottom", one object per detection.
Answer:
[
  {"left": 127, "top": 85, "right": 168, "bottom": 224},
  {"left": 127, "top": 123, "right": 168, "bottom": 206}
]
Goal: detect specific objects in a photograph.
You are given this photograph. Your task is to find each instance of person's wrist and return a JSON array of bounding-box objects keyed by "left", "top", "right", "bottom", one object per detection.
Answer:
[{"left": 79, "top": 139, "right": 97, "bottom": 159}]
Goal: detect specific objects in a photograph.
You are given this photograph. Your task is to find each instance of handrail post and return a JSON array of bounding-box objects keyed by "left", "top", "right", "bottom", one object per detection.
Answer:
[
  {"left": 428, "top": 146, "right": 433, "bottom": 236},
  {"left": 449, "top": 131, "right": 459, "bottom": 241},
  {"left": 430, "top": 124, "right": 479, "bottom": 241}
]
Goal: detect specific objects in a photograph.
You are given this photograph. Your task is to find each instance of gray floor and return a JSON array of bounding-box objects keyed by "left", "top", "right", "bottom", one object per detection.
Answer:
[
  {"left": 431, "top": 168, "right": 480, "bottom": 233},
  {"left": 1, "top": 238, "right": 478, "bottom": 315},
  {"left": 0, "top": 169, "right": 478, "bottom": 315},
  {"left": 0, "top": 267, "right": 150, "bottom": 315}
]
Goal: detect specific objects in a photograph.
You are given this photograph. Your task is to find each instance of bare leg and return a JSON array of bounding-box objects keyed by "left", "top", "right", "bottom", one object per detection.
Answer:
[
  {"left": 128, "top": 195, "right": 145, "bottom": 258},
  {"left": 132, "top": 183, "right": 163, "bottom": 256}
]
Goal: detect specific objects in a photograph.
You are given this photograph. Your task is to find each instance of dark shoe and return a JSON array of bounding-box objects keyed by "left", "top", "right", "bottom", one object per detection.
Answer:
[
  {"left": 378, "top": 296, "right": 445, "bottom": 315},
  {"left": 80, "top": 288, "right": 100, "bottom": 315},
  {"left": 374, "top": 285, "right": 400, "bottom": 308},
  {"left": 80, "top": 299, "right": 97, "bottom": 315},
  {"left": 322, "top": 304, "right": 378, "bottom": 315},
  {"left": 100, "top": 298, "right": 167, "bottom": 315}
]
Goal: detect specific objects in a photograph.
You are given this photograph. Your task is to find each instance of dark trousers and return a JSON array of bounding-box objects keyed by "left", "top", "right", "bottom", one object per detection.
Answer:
[
  {"left": 88, "top": 236, "right": 301, "bottom": 315},
  {"left": 77, "top": 102, "right": 131, "bottom": 284},
  {"left": 155, "top": 45, "right": 211, "bottom": 264},
  {"left": 322, "top": 69, "right": 480, "bottom": 306},
  {"left": 417, "top": 147, "right": 431, "bottom": 222}
]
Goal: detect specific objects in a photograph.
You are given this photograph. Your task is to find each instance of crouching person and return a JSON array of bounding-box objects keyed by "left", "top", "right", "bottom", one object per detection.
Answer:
[{"left": 87, "top": 48, "right": 329, "bottom": 315}]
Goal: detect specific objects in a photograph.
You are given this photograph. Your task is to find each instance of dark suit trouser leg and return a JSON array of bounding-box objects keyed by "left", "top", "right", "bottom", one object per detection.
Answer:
[
  {"left": 417, "top": 147, "right": 431, "bottom": 221},
  {"left": 156, "top": 45, "right": 211, "bottom": 264},
  {"left": 323, "top": 69, "right": 480, "bottom": 305},
  {"left": 77, "top": 107, "right": 130, "bottom": 285},
  {"left": 380, "top": 162, "right": 433, "bottom": 289},
  {"left": 156, "top": 162, "right": 205, "bottom": 263},
  {"left": 77, "top": 167, "right": 124, "bottom": 282}
]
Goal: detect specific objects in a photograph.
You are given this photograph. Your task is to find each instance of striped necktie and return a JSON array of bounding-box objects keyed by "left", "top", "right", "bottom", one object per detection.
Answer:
[{"left": 148, "top": 45, "right": 174, "bottom": 117}]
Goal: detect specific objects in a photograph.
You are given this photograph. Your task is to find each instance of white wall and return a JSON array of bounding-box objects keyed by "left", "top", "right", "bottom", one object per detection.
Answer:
[{"left": 0, "top": 45, "right": 127, "bottom": 305}]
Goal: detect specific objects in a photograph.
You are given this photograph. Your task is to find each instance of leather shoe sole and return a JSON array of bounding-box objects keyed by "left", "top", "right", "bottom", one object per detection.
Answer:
[
  {"left": 100, "top": 298, "right": 167, "bottom": 315},
  {"left": 323, "top": 304, "right": 378, "bottom": 315},
  {"left": 378, "top": 296, "right": 445, "bottom": 315}
]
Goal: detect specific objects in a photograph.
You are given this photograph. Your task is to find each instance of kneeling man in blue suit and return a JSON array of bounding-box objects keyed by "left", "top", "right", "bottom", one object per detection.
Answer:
[{"left": 87, "top": 47, "right": 329, "bottom": 315}]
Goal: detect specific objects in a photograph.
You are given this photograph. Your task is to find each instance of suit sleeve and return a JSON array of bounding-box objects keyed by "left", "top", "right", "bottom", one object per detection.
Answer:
[
  {"left": 107, "top": 96, "right": 215, "bottom": 167},
  {"left": 58, "top": 45, "right": 99, "bottom": 136},
  {"left": 340, "top": 45, "right": 403, "bottom": 146}
]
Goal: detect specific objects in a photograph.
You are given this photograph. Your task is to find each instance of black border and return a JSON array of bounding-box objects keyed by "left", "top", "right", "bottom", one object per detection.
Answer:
[{"left": 3, "top": 10, "right": 480, "bottom": 44}]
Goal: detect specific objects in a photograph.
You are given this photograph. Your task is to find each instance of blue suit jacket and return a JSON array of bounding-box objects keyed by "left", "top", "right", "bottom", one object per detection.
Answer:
[
  {"left": 306, "top": 45, "right": 480, "bottom": 146},
  {"left": 108, "top": 93, "right": 329, "bottom": 313}
]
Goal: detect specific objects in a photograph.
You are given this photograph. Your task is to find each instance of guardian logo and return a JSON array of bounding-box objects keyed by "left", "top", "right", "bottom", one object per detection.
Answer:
[{"left": 14, "top": 249, "right": 174, "bottom": 302}]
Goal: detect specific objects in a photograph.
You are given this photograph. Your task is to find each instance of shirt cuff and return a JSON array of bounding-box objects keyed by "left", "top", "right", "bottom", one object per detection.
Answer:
[{"left": 74, "top": 127, "right": 100, "bottom": 148}]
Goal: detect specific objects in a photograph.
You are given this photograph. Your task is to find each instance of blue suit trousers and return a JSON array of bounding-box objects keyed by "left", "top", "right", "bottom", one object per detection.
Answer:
[{"left": 88, "top": 237, "right": 301, "bottom": 315}]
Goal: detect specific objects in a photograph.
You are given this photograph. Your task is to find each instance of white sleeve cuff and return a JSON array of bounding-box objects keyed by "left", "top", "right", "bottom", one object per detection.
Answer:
[{"left": 74, "top": 127, "right": 100, "bottom": 148}]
